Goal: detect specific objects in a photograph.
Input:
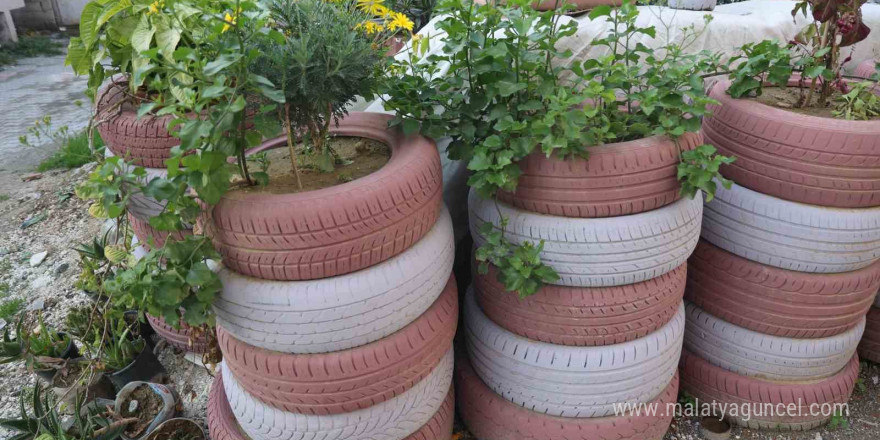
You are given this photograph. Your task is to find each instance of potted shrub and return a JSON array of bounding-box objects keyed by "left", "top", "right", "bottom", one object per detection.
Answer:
[
  {"left": 0, "top": 383, "right": 131, "bottom": 440},
  {"left": 201, "top": 0, "right": 443, "bottom": 282},
  {"left": 382, "top": 0, "right": 729, "bottom": 295},
  {"left": 702, "top": 0, "right": 880, "bottom": 208},
  {"left": 1, "top": 314, "right": 80, "bottom": 383},
  {"left": 97, "top": 318, "right": 165, "bottom": 391},
  {"left": 51, "top": 358, "right": 116, "bottom": 407}
]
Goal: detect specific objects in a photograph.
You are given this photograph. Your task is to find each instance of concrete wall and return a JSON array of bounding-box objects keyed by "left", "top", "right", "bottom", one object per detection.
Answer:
[
  {"left": 10, "top": 0, "right": 59, "bottom": 31},
  {"left": 58, "top": 0, "right": 87, "bottom": 26}
]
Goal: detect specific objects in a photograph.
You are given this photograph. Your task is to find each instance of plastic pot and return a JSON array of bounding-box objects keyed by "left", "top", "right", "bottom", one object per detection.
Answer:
[
  {"left": 51, "top": 360, "right": 115, "bottom": 407},
  {"left": 34, "top": 333, "right": 80, "bottom": 383},
  {"left": 124, "top": 310, "right": 156, "bottom": 347},
  {"left": 144, "top": 418, "right": 206, "bottom": 440},
  {"left": 114, "top": 382, "right": 179, "bottom": 440},
  {"left": 107, "top": 344, "right": 167, "bottom": 391}
]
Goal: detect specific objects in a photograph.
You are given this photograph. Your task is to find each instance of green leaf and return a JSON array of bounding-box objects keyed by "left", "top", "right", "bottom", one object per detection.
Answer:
[
  {"left": 97, "top": 0, "right": 131, "bottom": 29},
  {"left": 131, "top": 15, "right": 155, "bottom": 53},
  {"left": 79, "top": 2, "right": 103, "bottom": 48},
  {"left": 204, "top": 53, "right": 243, "bottom": 76},
  {"left": 154, "top": 16, "right": 182, "bottom": 61}
]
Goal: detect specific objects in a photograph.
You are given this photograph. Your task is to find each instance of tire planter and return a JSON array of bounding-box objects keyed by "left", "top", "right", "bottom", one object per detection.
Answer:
[
  {"left": 475, "top": 262, "right": 686, "bottom": 346},
  {"left": 686, "top": 240, "right": 880, "bottom": 338},
  {"left": 496, "top": 132, "right": 701, "bottom": 218},
  {"left": 146, "top": 313, "right": 210, "bottom": 354},
  {"left": 207, "top": 372, "right": 454, "bottom": 440},
  {"left": 217, "top": 276, "right": 457, "bottom": 415},
  {"left": 859, "top": 307, "right": 880, "bottom": 364},
  {"left": 220, "top": 349, "right": 453, "bottom": 440},
  {"left": 679, "top": 350, "right": 859, "bottom": 431},
  {"left": 684, "top": 302, "right": 863, "bottom": 381},
  {"left": 854, "top": 59, "right": 877, "bottom": 79},
  {"left": 104, "top": 149, "right": 171, "bottom": 222},
  {"left": 213, "top": 207, "right": 455, "bottom": 354},
  {"left": 464, "top": 288, "right": 684, "bottom": 417},
  {"left": 703, "top": 78, "right": 880, "bottom": 208},
  {"left": 206, "top": 112, "right": 443, "bottom": 281},
  {"left": 128, "top": 213, "right": 192, "bottom": 249},
  {"left": 470, "top": 190, "right": 702, "bottom": 287},
  {"left": 701, "top": 182, "right": 880, "bottom": 273},
  {"left": 456, "top": 355, "right": 678, "bottom": 440},
  {"left": 96, "top": 80, "right": 179, "bottom": 169}
]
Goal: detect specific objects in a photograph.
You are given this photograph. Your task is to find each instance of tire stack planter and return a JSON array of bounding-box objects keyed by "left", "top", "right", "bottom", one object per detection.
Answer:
[
  {"left": 684, "top": 78, "right": 880, "bottom": 430},
  {"left": 205, "top": 112, "right": 457, "bottom": 440},
  {"left": 97, "top": 81, "right": 200, "bottom": 353},
  {"left": 460, "top": 132, "right": 704, "bottom": 440}
]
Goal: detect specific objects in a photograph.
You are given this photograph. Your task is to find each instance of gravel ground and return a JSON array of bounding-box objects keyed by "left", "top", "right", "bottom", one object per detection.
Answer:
[{"left": 0, "top": 164, "right": 878, "bottom": 440}]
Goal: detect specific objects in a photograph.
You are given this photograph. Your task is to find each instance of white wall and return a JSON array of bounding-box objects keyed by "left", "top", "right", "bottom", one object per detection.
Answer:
[{"left": 58, "top": 0, "right": 88, "bottom": 26}]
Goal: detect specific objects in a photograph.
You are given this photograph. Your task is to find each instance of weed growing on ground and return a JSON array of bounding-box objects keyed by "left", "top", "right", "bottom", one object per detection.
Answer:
[
  {"left": 19, "top": 115, "right": 104, "bottom": 171},
  {"left": 0, "top": 194, "right": 9, "bottom": 202},
  {"left": 0, "top": 35, "right": 63, "bottom": 68},
  {"left": 0, "top": 298, "right": 23, "bottom": 321}
]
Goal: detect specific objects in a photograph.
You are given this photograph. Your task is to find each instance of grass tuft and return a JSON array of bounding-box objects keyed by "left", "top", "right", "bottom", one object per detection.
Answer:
[
  {"left": 37, "top": 130, "right": 104, "bottom": 171},
  {"left": 0, "top": 298, "right": 23, "bottom": 321},
  {"left": 0, "top": 35, "right": 63, "bottom": 68}
]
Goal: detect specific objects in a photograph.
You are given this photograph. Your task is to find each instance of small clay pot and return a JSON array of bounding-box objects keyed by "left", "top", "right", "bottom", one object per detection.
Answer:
[
  {"left": 115, "top": 382, "right": 179, "bottom": 440},
  {"left": 34, "top": 333, "right": 80, "bottom": 383},
  {"left": 144, "top": 418, "right": 206, "bottom": 440},
  {"left": 51, "top": 360, "right": 115, "bottom": 407},
  {"left": 107, "top": 344, "right": 167, "bottom": 391}
]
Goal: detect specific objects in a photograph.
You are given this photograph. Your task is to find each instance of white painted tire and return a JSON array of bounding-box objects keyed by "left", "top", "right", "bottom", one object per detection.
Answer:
[
  {"left": 105, "top": 149, "right": 169, "bottom": 221},
  {"left": 213, "top": 207, "right": 455, "bottom": 354},
  {"left": 469, "top": 190, "right": 702, "bottom": 287},
  {"left": 667, "top": 0, "right": 716, "bottom": 10},
  {"left": 684, "top": 302, "right": 864, "bottom": 381},
  {"left": 222, "top": 349, "right": 453, "bottom": 440},
  {"left": 464, "top": 288, "right": 684, "bottom": 418},
  {"left": 702, "top": 182, "right": 880, "bottom": 273}
]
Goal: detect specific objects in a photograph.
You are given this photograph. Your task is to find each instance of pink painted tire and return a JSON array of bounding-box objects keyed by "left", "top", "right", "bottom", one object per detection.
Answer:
[
  {"left": 703, "top": 78, "right": 880, "bottom": 208},
  {"left": 206, "top": 112, "right": 443, "bottom": 281},
  {"left": 497, "top": 132, "right": 700, "bottom": 218},
  {"left": 128, "top": 213, "right": 192, "bottom": 249},
  {"left": 475, "top": 263, "right": 685, "bottom": 346},
  {"left": 859, "top": 307, "right": 880, "bottom": 364},
  {"left": 679, "top": 350, "right": 859, "bottom": 431},
  {"left": 456, "top": 355, "right": 678, "bottom": 440},
  {"left": 146, "top": 313, "right": 210, "bottom": 354},
  {"left": 96, "top": 79, "right": 179, "bottom": 169},
  {"left": 207, "top": 372, "right": 454, "bottom": 440},
  {"left": 854, "top": 59, "right": 878, "bottom": 79},
  {"left": 687, "top": 240, "right": 880, "bottom": 338},
  {"left": 217, "top": 276, "right": 457, "bottom": 415}
]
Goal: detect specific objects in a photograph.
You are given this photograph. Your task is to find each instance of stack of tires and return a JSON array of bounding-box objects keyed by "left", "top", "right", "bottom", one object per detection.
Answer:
[
  {"left": 459, "top": 133, "right": 704, "bottom": 440},
  {"left": 204, "top": 112, "right": 457, "bottom": 440},
  {"left": 684, "top": 78, "right": 880, "bottom": 431},
  {"left": 97, "top": 80, "right": 205, "bottom": 355}
]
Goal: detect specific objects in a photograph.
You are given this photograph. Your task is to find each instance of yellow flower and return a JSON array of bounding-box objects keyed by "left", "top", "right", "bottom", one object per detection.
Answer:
[
  {"left": 387, "top": 12, "right": 413, "bottom": 32},
  {"left": 222, "top": 12, "right": 236, "bottom": 33},
  {"left": 356, "top": 0, "right": 388, "bottom": 16},
  {"left": 147, "top": 0, "right": 164, "bottom": 15},
  {"left": 357, "top": 20, "right": 384, "bottom": 35}
]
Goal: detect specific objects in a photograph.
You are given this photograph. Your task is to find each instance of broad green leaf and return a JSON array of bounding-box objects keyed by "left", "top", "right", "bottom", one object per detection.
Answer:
[
  {"left": 79, "top": 2, "right": 103, "bottom": 48},
  {"left": 131, "top": 15, "right": 155, "bottom": 53},
  {"left": 97, "top": 0, "right": 131, "bottom": 28}
]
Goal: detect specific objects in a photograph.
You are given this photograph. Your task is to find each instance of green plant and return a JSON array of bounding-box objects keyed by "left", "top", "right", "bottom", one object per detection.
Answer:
[
  {"left": 0, "top": 315, "right": 28, "bottom": 365},
  {"left": 834, "top": 79, "right": 880, "bottom": 120},
  {"left": 0, "top": 194, "right": 9, "bottom": 202},
  {"left": 0, "top": 35, "right": 63, "bottom": 68},
  {"left": 19, "top": 116, "right": 105, "bottom": 171},
  {"left": 0, "top": 314, "right": 70, "bottom": 373},
  {"left": 0, "top": 298, "right": 24, "bottom": 321},
  {"left": 728, "top": 0, "right": 871, "bottom": 107},
  {"left": 828, "top": 407, "right": 849, "bottom": 429},
  {"left": 251, "top": 0, "right": 389, "bottom": 177},
  {"left": 0, "top": 383, "right": 126, "bottom": 440},
  {"left": 382, "top": 0, "right": 731, "bottom": 295},
  {"left": 95, "top": 318, "right": 144, "bottom": 372},
  {"left": 105, "top": 235, "right": 221, "bottom": 328},
  {"left": 66, "top": 0, "right": 220, "bottom": 100}
]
